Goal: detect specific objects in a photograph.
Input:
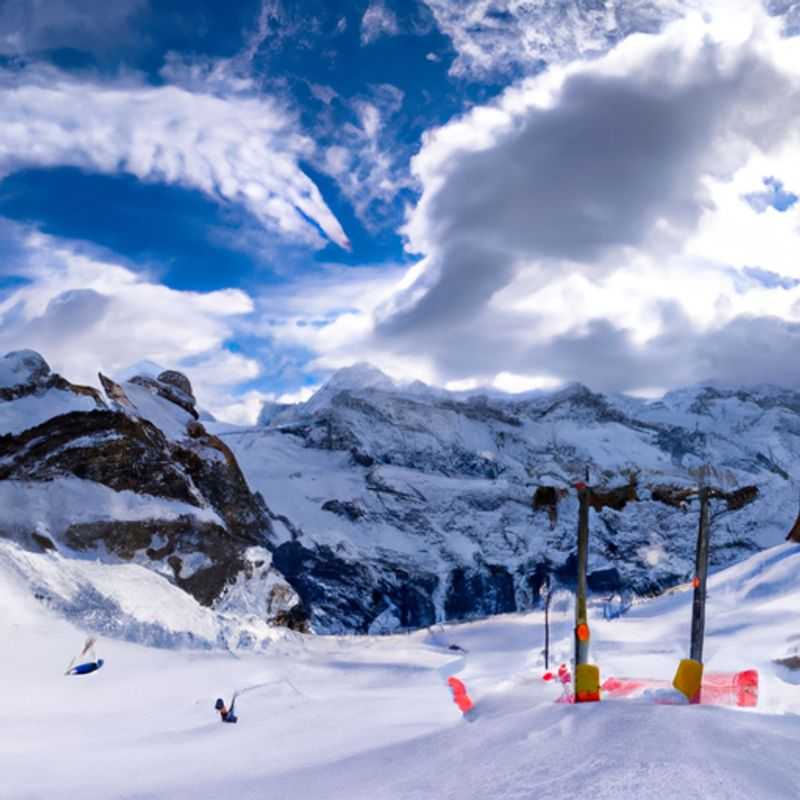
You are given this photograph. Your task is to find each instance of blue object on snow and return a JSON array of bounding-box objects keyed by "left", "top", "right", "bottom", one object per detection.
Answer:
[{"left": 69, "top": 659, "right": 104, "bottom": 675}]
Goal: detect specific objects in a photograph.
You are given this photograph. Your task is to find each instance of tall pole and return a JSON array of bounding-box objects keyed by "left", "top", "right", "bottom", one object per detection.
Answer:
[
  {"left": 575, "top": 483, "right": 590, "bottom": 667},
  {"left": 543, "top": 573, "right": 551, "bottom": 671},
  {"left": 690, "top": 487, "right": 711, "bottom": 663}
]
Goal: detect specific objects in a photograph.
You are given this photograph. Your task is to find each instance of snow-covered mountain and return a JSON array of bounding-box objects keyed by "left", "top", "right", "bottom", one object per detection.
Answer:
[
  {"left": 3, "top": 349, "right": 800, "bottom": 642},
  {"left": 217, "top": 365, "right": 800, "bottom": 633},
  {"left": 0, "top": 350, "right": 305, "bottom": 647}
]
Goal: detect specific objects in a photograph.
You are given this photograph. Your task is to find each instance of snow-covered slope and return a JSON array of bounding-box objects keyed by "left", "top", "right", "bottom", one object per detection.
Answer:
[
  {"left": 219, "top": 368, "right": 800, "bottom": 633},
  {"left": 2, "top": 541, "right": 798, "bottom": 799},
  {"left": 0, "top": 351, "right": 304, "bottom": 641},
  {"left": 5, "top": 349, "right": 800, "bottom": 640}
]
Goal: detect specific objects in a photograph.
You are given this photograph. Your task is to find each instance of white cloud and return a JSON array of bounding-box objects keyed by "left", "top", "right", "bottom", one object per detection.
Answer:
[
  {"left": 324, "top": 145, "right": 351, "bottom": 176},
  {"left": 365, "top": 4, "right": 800, "bottom": 392},
  {"left": 0, "top": 226, "right": 263, "bottom": 423},
  {"left": 361, "top": 1, "right": 400, "bottom": 45},
  {"left": 0, "top": 63, "right": 349, "bottom": 250},
  {"left": 493, "top": 372, "right": 563, "bottom": 393},
  {"left": 240, "top": 261, "right": 435, "bottom": 384},
  {"left": 423, "top": 0, "right": 712, "bottom": 77},
  {"left": 264, "top": 4, "right": 800, "bottom": 396},
  {"left": 316, "top": 83, "right": 413, "bottom": 227}
]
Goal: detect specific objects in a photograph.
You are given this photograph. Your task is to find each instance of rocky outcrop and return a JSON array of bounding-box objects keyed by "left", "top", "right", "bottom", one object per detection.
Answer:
[
  {"left": 129, "top": 373, "right": 199, "bottom": 419},
  {"left": 0, "top": 353, "right": 305, "bottom": 633},
  {"left": 321, "top": 499, "right": 366, "bottom": 521},
  {"left": 0, "top": 350, "right": 103, "bottom": 405}
]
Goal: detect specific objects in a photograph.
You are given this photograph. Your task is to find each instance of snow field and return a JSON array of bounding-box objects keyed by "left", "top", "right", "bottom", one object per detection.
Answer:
[{"left": 1, "top": 543, "right": 799, "bottom": 799}]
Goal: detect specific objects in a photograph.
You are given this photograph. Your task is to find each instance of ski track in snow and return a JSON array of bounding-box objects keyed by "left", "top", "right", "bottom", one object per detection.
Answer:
[{"left": 1, "top": 544, "right": 800, "bottom": 799}]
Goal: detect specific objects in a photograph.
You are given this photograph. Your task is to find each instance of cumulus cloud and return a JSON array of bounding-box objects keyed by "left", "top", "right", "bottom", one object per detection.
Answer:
[
  {"left": 271, "top": 5, "right": 800, "bottom": 396},
  {"left": 0, "top": 224, "right": 262, "bottom": 422},
  {"left": 0, "top": 63, "right": 349, "bottom": 249},
  {"left": 766, "top": 0, "right": 800, "bottom": 34},
  {"left": 361, "top": 1, "right": 400, "bottom": 45}
]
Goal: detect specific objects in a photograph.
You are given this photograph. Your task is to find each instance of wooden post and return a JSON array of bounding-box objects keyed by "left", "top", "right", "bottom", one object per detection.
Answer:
[
  {"left": 575, "top": 484, "right": 590, "bottom": 667},
  {"left": 543, "top": 573, "right": 551, "bottom": 671},
  {"left": 690, "top": 487, "right": 711, "bottom": 663}
]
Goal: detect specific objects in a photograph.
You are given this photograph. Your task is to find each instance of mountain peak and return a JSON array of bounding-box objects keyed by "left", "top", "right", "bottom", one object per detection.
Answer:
[
  {"left": 0, "top": 350, "right": 51, "bottom": 390},
  {"left": 323, "top": 363, "right": 396, "bottom": 393}
]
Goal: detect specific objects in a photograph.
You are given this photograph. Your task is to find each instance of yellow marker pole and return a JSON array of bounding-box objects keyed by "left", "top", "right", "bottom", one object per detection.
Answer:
[
  {"left": 574, "top": 482, "right": 600, "bottom": 702},
  {"left": 673, "top": 487, "right": 710, "bottom": 701}
]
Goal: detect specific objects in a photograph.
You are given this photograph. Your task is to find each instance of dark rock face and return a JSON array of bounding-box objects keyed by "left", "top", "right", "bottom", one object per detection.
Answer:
[
  {"left": 130, "top": 374, "right": 199, "bottom": 419},
  {"left": 321, "top": 499, "right": 366, "bottom": 521},
  {"left": 65, "top": 517, "right": 244, "bottom": 606},
  {"left": 444, "top": 565, "right": 517, "bottom": 619},
  {"left": 0, "top": 358, "right": 304, "bottom": 626},
  {"left": 587, "top": 567, "right": 622, "bottom": 593},
  {"left": 533, "top": 485, "right": 567, "bottom": 528},
  {"left": 157, "top": 370, "right": 195, "bottom": 402},
  {"left": 272, "top": 540, "right": 438, "bottom": 632},
  {"left": 350, "top": 447, "right": 375, "bottom": 467},
  {"left": 0, "top": 403, "right": 271, "bottom": 606},
  {"left": 0, "top": 410, "right": 198, "bottom": 504}
]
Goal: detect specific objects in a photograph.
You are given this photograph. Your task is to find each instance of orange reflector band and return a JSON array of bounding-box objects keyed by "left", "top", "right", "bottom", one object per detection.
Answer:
[
  {"left": 692, "top": 576, "right": 701, "bottom": 589},
  {"left": 576, "top": 623, "right": 590, "bottom": 642}
]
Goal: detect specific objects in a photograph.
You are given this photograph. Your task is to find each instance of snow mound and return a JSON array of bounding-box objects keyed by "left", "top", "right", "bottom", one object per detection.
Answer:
[
  {"left": 0, "top": 390, "right": 98, "bottom": 436},
  {"left": 0, "top": 540, "right": 291, "bottom": 651}
]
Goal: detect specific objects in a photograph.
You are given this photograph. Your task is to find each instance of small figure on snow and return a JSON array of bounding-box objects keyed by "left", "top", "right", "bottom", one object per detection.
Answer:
[
  {"left": 67, "top": 658, "right": 104, "bottom": 676},
  {"left": 215, "top": 695, "right": 238, "bottom": 724},
  {"left": 65, "top": 637, "right": 104, "bottom": 676}
]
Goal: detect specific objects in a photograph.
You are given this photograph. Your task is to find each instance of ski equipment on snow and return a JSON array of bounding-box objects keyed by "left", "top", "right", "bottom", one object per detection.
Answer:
[{"left": 65, "top": 638, "right": 104, "bottom": 676}]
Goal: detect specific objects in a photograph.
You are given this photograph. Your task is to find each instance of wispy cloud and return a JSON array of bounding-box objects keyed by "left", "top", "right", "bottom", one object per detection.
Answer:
[
  {"left": 0, "top": 63, "right": 349, "bottom": 249},
  {"left": 423, "top": 0, "right": 694, "bottom": 77},
  {"left": 317, "top": 83, "right": 413, "bottom": 227},
  {"left": 0, "top": 0, "right": 147, "bottom": 55},
  {"left": 361, "top": 1, "right": 400, "bottom": 45}
]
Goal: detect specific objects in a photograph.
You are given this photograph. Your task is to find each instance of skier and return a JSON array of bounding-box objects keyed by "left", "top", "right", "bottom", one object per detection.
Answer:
[
  {"left": 67, "top": 658, "right": 104, "bottom": 676},
  {"left": 65, "top": 637, "right": 104, "bottom": 676},
  {"left": 215, "top": 695, "right": 238, "bottom": 724}
]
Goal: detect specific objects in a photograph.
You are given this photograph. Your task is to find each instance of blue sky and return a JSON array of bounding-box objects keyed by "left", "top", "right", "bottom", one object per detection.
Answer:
[{"left": 2, "top": 1, "right": 800, "bottom": 421}]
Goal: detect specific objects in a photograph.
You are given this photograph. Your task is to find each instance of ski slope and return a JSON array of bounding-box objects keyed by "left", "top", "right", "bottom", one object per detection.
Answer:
[{"left": 1, "top": 543, "right": 799, "bottom": 800}]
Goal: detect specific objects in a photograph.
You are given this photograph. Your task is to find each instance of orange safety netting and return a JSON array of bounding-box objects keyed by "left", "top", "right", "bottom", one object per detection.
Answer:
[{"left": 447, "top": 676, "right": 475, "bottom": 714}]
